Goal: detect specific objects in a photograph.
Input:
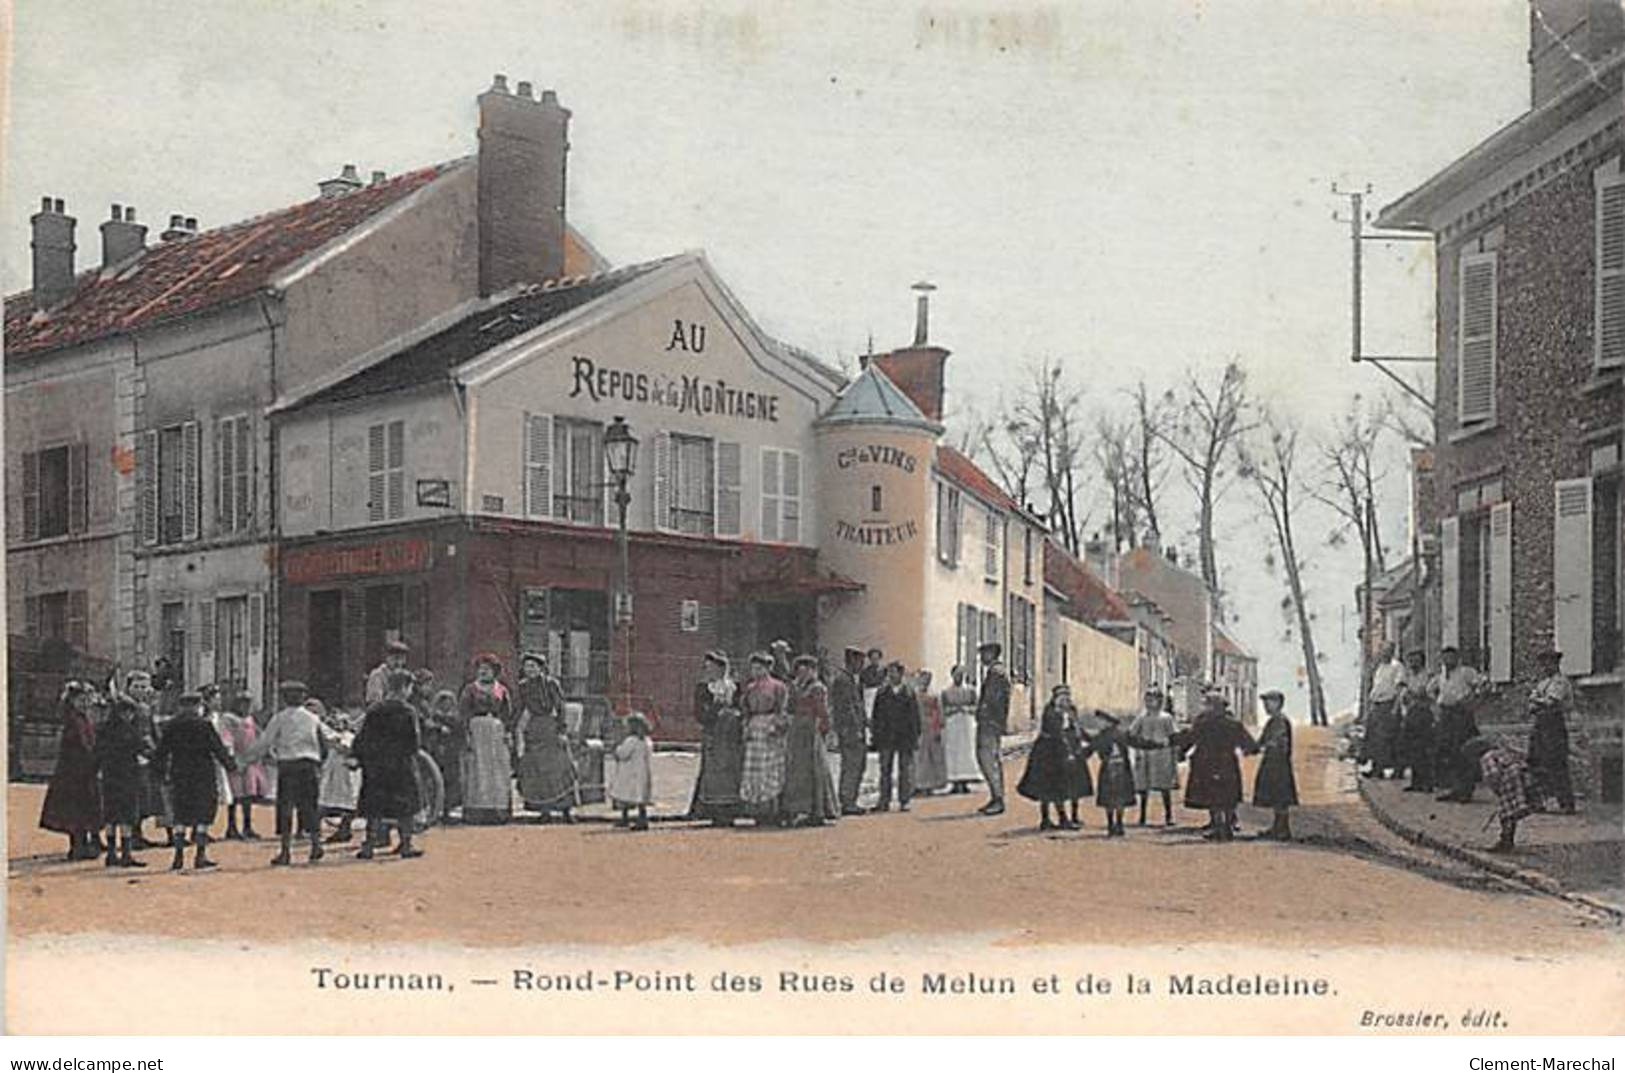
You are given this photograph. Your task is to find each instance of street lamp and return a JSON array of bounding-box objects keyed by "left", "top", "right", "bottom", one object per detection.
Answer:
[{"left": 603, "top": 414, "right": 638, "bottom": 633}]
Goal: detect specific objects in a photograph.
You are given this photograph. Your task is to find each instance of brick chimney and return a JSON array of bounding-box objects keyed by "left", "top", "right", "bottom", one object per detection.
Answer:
[
  {"left": 477, "top": 73, "right": 570, "bottom": 296},
  {"left": 30, "top": 196, "right": 76, "bottom": 309},
  {"left": 159, "top": 214, "right": 197, "bottom": 242},
  {"left": 1530, "top": 0, "right": 1624, "bottom": 107},
  {"left": 868, "top": 282, "right": 950, "bottom": 421},
  {"left": 318, "top": 163, "right": 364, "bottom": 198},
  {"left": 99, "top": 204, "right": 147, "bottom": 269}
]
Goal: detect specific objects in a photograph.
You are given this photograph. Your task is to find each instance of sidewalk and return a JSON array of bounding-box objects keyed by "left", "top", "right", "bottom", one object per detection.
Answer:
[{"left": 1359, "top": 773, "right": 1624, "bottom": 918}]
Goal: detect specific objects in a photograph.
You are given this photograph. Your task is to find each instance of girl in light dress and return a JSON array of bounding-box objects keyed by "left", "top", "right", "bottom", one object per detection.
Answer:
[
  {"left": 317, "top": 707, "right": 361, "bottom": 842},
  {"left": 609, "top": 713, "right": 654, "bottom": 831}
]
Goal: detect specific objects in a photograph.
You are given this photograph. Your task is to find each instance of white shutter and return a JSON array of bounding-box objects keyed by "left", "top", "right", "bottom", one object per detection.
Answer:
[
  {"left": 781, "top": 449, "right": 801, "bottom": 544},
  {"left": 196, "top": 600, "right": 216, "bottom": 686},
  {"left": 1553, "top": 479, "right": 1594, "bottom": 676},
  {"left": 1457, "top": 252, "right": 1497, "bottom": 424},
  {"left": 20, "top": 450, "right": 39, "bottom": 541},
  {"left": 1488, "top": 501, "right": 1512, "bottom": 682},
  {"left": 139, "top": 430, "right": 158, "bottom": 546},
  {"left": 216, "top": 417, "right": 234, "bottom": 533},
  {"left": 715, "top": 440, "right": 742, "bottom": 537},
  {"left": 1440, "top": 515, "right": 1461, "bottom": 649},
  {"left": 523, "top": 413, "right": 552, "bottom": 517},
  {"left": 652, "top": 432, "right": 672, "bottom": 532},
  {"left": 386, "top": 419, "right": 405, "bottom": 520},
  {"left": 248, "top": 592, "right": 264, "bottom": 652},
  {"left": 1598, "top": 174, "right": 1625, "bottom": 369},
  {"left": 760, "top": 447, "right": 781, "bottom": 542},
  {"left": 181, "top": 420, "right": 201, "bottom": 541}
]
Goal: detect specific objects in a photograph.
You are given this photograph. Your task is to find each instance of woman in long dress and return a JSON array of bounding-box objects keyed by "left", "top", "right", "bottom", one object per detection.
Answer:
[
  {"left": 462, "top": 700, "right": 513, "bottom": 825},
  {"left": 317, "top": 710, "right": 361, "bottom": 841},
  {"left": 688, "top": 651, "right": 745, "bottom": 825},
  {"left": 200, "top": 685, "right": 236, "bottom": 836},
  {"left": 511, "top": 653, "right": 578, "bottom": 822},
  {"left": 223, "top": 695, "right": 270, "bottom": 840},
  {"left": 738, "top": 652, "right": 791, "bottom": 824},
  {"left": 1172, "top": 692, "right": 1259, "bottom": 841},
  {"left": 940, "top": 666, "right": 980, "bottom": 794},
  {"left": 781, "top": 655, "right": 838, "bottom": 826},
  {"left": 1017, "top": 687, "right": 1080, "bottom": 831},
  {"left": 39, "top": 681, "right": 102, "bottom": 861},
  {"left": 1128, "top": 688, "right": 1178, "bottom": 826},
  {"left": 912, "top": 670, "right": 949, "bottom": 795}
]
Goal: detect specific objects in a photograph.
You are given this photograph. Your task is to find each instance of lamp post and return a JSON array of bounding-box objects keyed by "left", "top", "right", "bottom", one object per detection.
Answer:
[{"left": 603, "top": 415, "right": 638, "bottom": 710}]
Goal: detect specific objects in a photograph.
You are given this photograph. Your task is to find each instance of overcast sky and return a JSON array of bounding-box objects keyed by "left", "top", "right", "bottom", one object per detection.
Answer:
[{"left": 2, "top": 1, "right": 1534, "bottom": 715}]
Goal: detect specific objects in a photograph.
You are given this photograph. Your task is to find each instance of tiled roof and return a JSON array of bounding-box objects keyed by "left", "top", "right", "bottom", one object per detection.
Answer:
[
  {"left": 4, "top": 163, "right": 462, "bottom": 360},
  {"left": 1044, "top": 540, "right": 1131, "bottom": 624},
  {"left": 816, "top": 363, "right": 941, "bottom": 432},
  {"left": 4, "top": 161, "right": 605, "bottom": 362},
  {"left": 935, "top": 444, "right": 1016, "bottom": 512},
  {"left": 1214, "top": 627, "right": 1253, "bottom": 661},
  {"left": 294, "top": 257, "right": 677, "bottom": 408}
]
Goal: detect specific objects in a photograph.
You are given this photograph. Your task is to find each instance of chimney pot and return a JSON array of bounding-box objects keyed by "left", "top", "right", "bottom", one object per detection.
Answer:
[
  {"left": 170, "top": 214, "right": 184, "bottom": 228},
  {"left": 52, "top": 198, "right": 65, "bottom": 213},
  {"left": 911, "top": 280, "right": 936, "bottom": 346},
  {"left": 100, "top": 201, "right": 148, "bottom": 268},
  {"left": 111, "top": 203, "right": 122, "bottom": 220},
  {"left": 492, "top": 73, "right": 509, "bottom": 93},
  {"left": 370, "top": 170, "right": 386, "bottom": 185},
  {"left": 40, "top": 195, "right": 52, "bottom": 212},
  {"left": 184, "top": 217, "right": 197, "bottom": 230},
  {"left": 340, "top": 164, "right": 360, "bottom": 182},
  {"left": 516, "top": 80, "right": 533, "bottom": 98},
  {"left": 541, "top": 88, "right": 559, "bottom": 105},
  {"left": 125, "top": 207, "right": 136, "bottom": 222}
]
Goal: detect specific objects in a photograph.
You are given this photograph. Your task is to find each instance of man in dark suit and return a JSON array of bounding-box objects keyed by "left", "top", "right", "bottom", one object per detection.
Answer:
[
  {"left": 870, "top": 662, "right": 920, "bottom": 812},
  {"left": 974, "top": 641, "right": 1011, "bottom": 816},
  {"left": 829, "top": 647, "right": 868, "bottom": 816}
]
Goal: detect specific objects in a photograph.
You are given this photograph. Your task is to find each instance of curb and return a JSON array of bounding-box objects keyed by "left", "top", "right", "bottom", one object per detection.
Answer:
[{"left": 1356, "top": 775, "right": 1623, "bottom": 924}]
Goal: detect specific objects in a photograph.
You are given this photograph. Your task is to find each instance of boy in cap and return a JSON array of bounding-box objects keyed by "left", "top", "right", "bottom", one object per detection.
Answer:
[
  {"left": 365, "top": 638, "right": 412, "bottom": 705},
  {"left": 247, "top": 680, "right": 338, "bottom": 866},
  {"left": 155, "top": 692, "right": 237, "bottom": 871}
]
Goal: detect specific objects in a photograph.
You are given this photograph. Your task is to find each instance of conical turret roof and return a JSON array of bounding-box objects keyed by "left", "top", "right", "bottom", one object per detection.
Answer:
[{"left": 816, "top": 363, "right": 944, "bottom": 433}]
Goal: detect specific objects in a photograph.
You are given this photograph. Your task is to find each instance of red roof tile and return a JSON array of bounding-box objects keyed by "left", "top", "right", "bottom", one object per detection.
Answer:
[
  {"left": 935, "top": 444, "right": 1016, "bottom": 511},
  {"left": 4, "top": 163, "right": 460, "bottom": 360},
  {"left": 1214, "top": 628, "right": 1253, "bottom": 660},
  {"left": 1043, "top": 541, "right": 1131, "bottom": 623}
]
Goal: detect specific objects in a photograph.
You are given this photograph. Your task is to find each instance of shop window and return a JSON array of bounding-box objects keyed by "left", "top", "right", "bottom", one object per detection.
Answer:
[
  {"left": 545, "top": 588, "right": 610, "bottom": 696},
  {"left": 652, "top": 433, "right": 716, "bottom": 537},
  {"left": 365, "top": 584, "right": 404, "bottom": 654},
  {"left": 19, "top": 443, "right": 87, "bottom": 541}
]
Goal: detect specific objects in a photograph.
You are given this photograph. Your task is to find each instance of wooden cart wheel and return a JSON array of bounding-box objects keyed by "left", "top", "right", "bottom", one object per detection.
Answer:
[{"left": 412, "top": 749, "right": 444, "bottom": 830}]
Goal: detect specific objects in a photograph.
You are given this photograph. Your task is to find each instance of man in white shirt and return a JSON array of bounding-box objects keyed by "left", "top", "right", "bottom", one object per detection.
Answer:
[
  {"left": 247, "top": 680, "right": 339, "bottom": 866},
  {"left": 1363, "top": 642, "right": 1405, "bottom": 779},
  {"left": 1431, "top": 646, "right": 1489, "bottom": 802},
  {"left": 365, "top": 639, "right": 411, "bottom": 705}
]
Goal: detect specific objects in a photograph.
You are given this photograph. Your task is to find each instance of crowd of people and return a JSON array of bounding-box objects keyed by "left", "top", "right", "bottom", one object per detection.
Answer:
[
  {"left": 37, "top": 630, "right": 1314, "bottom": 871},
  {"left": 1357, "top": 641, "right": 1583, "bottom": 853}
]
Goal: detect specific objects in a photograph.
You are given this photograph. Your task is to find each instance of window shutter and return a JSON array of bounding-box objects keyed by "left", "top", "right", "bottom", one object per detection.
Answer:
[
  {"left": 139, "top": 430, "right": 158, "bottom": 546},
  {"left": 367, "top": 423, "right": 386, "bottom": 523},
  {"left": 759, "top": 447, "right": 780, "bottom": 542},
  {"left": 652, "top": 432, "right": 673, "bottom": 532},
  {"left": 715, "top": 440, "right": 742, "bottom": 537},
  {"left": 1457, "top": 252, "right": 1497, "bottom": 424},
  {"left": 240, "top": 417, "right": 255, "bottom": 530},
  {"left": 21, "top": 450, "right": 39, "bottom": 541},
  {"left": 936, "top": 483, "right": 947, "bottom": 564},
  {"left": 1488, "top": 501, "right": 1512, "bottom": 682},
  {"left": 1440, "top": 515, "right": 1461, "bottom": 649},
  {"left": 387, "top": 420, "right": 405, "bottom": 520},
  {"left": 215, "top": 417, "right": 232, "bottom": 533},
  {"left": 199, "top": 600, "right": 215, "bottom": 654},
  {"left": 950, "top": 489, "right": 963, "bottom": 565},
  {"left": 781, "top": 450, "right": 801, "bottom": 543},
  {"left": 1553, "top": 479, "right": 1594, "bottom": 676},
  {"left": 23, "top": 595, "right": 40, "bottom": 639},
  {"left": 67, "top": 442, "right": 88, "bottom": 535},
  {"left": 522, "top": 412, "right": 553, "bottom": 517},
  {"left": 1598, "top": 175, "right": 1625, "bottom": 369},
  {"left": 248, "top": 592, "right": 264, "bottom": 652},
  {"left": 181, "top": 420, "right": 201, "bottom": 541}
]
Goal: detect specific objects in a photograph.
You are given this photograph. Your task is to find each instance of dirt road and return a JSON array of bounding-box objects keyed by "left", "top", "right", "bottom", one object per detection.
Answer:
[{"left": 7, "top": 728, "right": 1616, "bottom": 952}]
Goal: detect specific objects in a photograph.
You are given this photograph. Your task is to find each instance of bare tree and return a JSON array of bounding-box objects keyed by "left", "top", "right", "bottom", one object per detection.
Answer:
[
  {"left": 1129, "top": 378, "right": 1171, "bottom": 543},
  {"left": 1152, "top": 360, "right": 1256, "bottom": 606},
  {"left": 1313, "top": 394, "right": 1389, "bottom": 576},
  {"left": 995, "top": 359, "right": 1089, "bottom": 554},
  {"left": 1094, "top": 411, "right": 1140, "bottom": 550},
  {"left": 1239, "top": 410, "right": 1329, "bottom": 726}
]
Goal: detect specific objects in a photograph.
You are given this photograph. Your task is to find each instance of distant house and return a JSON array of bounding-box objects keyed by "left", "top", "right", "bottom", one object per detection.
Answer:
[{"left": 1041, "top": 538, "right": 1144, "bottom": 716}]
